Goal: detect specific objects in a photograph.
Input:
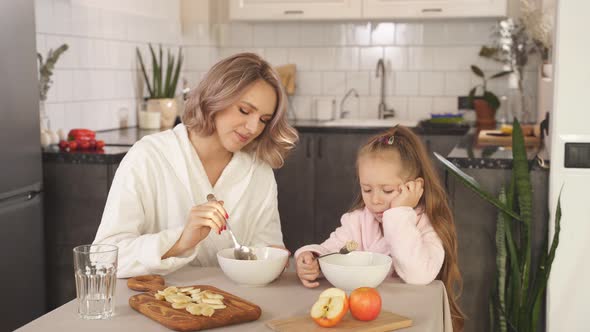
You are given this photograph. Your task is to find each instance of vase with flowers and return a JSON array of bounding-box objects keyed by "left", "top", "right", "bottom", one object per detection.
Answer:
[
  {"left": 468, "top": 65, "right": 512, "bottom": 129},
  {"left": 37, "top": 44, "right": 68, "bottom": 131}
]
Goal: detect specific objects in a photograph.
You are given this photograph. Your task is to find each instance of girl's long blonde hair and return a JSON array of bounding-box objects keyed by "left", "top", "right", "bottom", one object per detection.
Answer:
[
  {"left": 350, "top": 126, "right": 465, "bottom": 331},
  {"left": 182, "top": 52, "right": 298, "bottom": 168}
]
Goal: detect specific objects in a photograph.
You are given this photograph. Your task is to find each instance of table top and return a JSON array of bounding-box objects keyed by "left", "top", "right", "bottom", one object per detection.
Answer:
[{"left": 17, "top": 267, "right": 452, "bottom": 332}]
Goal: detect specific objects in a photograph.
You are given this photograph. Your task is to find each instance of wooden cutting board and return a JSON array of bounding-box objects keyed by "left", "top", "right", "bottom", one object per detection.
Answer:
[
  {"left": 477, "top": 130, "right": 541, "bottom": 147},
  {"left": 128, "top": 275, "right": 261, "bottom": 331},
  {"left": 266, "top": 311, "right": 412, "bottom": 332}
]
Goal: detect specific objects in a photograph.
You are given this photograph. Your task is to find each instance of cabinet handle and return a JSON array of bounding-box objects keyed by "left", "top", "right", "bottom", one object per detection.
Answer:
[
  {"left": 317, "top": 136, "right": 322, "bottom": 159},
  {"left": 306, "top": 137, "right": 311, "bottom": 159},
  {"left": 422, "top": 8, "right": 443, "bottom": 13},
  {"left": 284, "top": 10, "right": 304, "bottom": 15}
]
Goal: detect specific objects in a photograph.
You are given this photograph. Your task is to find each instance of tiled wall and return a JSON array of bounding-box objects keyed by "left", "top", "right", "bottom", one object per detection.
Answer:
[
  {"left": 37, "top": 0, "right": 539, "bottom": 131},
  {"left": 205, "top": 21, "right": 539, "bottom": 122},
  {"left": 36, "top": 0, "right": 182, "bottom": 131}
]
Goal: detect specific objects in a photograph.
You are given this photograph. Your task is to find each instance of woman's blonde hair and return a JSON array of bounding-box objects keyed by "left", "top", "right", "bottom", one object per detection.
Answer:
[
  {"left": 350, "top": 126, "right": 465, "bottom": 331},
  {"left": 182, "top": 52, "right": 298, "bottom": 168}
]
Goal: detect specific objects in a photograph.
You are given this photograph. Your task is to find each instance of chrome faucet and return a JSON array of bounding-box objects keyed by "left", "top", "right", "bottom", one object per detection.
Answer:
[
  {"left": 339, "top": 88, "right": 359, "bottom": 119},
  {"left": 376, "top": 58, "right": 395, "bottom": 119}
]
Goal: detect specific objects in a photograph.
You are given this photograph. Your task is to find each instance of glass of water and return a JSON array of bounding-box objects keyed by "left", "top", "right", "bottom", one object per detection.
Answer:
[{"left": 73, "top": 244, "right": 118, "bottom": 319}]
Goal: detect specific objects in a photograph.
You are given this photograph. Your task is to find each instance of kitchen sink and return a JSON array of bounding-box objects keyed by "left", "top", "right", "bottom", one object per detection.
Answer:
[{"left": 321, "top": 118, "right": 419, "bottom": 128}]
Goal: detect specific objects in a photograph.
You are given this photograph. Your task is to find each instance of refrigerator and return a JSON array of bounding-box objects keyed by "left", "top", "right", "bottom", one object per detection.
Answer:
[
  {"left": 546, "top": 1, "right": 590, "bottom": 331},
  {"left": 0, "top": 0, "right": 47, "bottom": 330}
]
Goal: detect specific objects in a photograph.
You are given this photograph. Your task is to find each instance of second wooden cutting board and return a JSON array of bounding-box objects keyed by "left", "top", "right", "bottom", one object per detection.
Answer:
[{"left": 266, "top": 311, "right": 412, "bottom": 332}]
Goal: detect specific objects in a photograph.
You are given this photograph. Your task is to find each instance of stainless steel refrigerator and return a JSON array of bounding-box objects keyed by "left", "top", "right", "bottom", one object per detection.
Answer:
[{"left": 0, "top": 0, "right": 46, "bottom": 330}]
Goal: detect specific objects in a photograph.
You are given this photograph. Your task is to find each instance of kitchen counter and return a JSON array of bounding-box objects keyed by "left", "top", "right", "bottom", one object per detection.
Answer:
[
  {"left": 17, "top": 266, "right": 452, "bottom": 332},
  {"left": 42, "top": 145, "right": 131, "bottom": 164}
]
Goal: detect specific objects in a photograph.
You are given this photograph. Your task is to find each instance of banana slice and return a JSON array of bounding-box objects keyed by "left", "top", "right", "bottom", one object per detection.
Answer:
[
  {"left": 186, "top": 303, "right": 203, "bottom": 315},
  {"left": 172, "top": 302, "right": 189, "bottom": 309},
  {"left": 208, "top": 304, "right": 227, "bottom": 310},
  {"left": 202, "top": 298, "right": 223, "bottom": 305},
  {"left": 179, "top": 287, "right": 194, "bottom": 292},
  {"left": 166, "top": 294, "right": 191, "bottom": 304}
]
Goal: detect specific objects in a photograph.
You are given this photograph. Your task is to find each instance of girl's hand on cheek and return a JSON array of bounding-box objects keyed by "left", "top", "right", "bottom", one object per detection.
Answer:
[{"left": 390, "top": 180, "right": 423, "bottom": 208}]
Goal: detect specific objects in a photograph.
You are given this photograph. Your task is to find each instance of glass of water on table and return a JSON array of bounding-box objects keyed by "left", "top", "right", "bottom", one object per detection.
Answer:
[{"left": 73, "top": 244, "right": 118, "bottom": 319}]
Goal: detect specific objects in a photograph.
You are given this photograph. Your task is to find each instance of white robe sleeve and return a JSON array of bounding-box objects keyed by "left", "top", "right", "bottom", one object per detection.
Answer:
[
  {"left": 93, "top": 144, "right": 198, "bottom": 278},
  {"left": 250, "top": 176, "right": 285, "bottom": 248}
]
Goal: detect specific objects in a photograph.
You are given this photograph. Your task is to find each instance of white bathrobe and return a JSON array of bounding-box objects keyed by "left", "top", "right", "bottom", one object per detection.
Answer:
[{"left": 93, "top": 124, "right": 284, "bottom": 278}]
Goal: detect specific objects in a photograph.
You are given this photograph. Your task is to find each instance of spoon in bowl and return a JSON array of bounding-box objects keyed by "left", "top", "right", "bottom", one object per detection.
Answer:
[
  {"left": 206, "top": 194, "right": 257, "bottom": 260},
  {"left": 317, "top": 240, "right": 358, "bottom": 259}
]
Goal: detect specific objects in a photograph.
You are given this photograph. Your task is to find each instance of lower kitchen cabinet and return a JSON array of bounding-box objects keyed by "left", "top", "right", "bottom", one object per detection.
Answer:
[{"left": 43, "top": 161, "right": 119, "bottom": 309}]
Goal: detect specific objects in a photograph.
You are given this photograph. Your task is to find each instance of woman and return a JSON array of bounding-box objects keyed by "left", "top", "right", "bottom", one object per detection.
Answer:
[{"left": 93, "top": 53, "right": 298, "bottom": 278}]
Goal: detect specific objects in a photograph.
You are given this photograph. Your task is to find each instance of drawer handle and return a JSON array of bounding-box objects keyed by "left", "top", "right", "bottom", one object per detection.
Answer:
[
  {"left": 284, "top": 10, "right": 304, "bottom": 15},
  {"left": 422, "top": 8, "right": 443, "bottom": 13}
]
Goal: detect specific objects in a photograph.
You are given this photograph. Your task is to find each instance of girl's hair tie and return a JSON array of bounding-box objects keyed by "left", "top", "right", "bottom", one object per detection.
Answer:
[{"left": 378, "top": 135, "right": 395, "bottom": 145}]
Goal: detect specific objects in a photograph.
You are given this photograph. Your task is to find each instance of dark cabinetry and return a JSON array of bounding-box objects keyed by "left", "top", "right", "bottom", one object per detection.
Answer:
[{"left": 43, "top": 161, "right": 119, "bottom": 309}]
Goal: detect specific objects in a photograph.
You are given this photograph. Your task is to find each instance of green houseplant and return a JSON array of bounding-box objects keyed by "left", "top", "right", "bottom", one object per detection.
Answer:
[
  {"left": 37, "top": 44, "right": 69, "bottom": 131},
  {"left": 136, "top": 44, "right": 183, "bottom": 128},
  {"left": 468, "top": 65, "right": 511, "bottom": 129},
  {"left": 434, "top": 118, "right": 562, "bottom": 332}
]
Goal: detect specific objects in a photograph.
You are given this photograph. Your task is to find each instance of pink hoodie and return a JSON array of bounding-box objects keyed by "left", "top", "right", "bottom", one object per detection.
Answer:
[{"left": 294, "top": 206, "right": 445, "bottom": 285}]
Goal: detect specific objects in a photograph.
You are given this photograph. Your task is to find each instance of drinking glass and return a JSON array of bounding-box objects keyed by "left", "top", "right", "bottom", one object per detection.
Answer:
[{"left": 73, "top": 244, "right": 118, "bottom": 319}]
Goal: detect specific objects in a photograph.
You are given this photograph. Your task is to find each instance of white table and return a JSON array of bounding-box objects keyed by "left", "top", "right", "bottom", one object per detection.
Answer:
[{"left": 17, "top": 267, "right": 452, "bottom": 331}]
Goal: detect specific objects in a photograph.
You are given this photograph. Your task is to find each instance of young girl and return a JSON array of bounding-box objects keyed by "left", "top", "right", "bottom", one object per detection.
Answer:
[{"left": 294, "top": 126, "right": 464, "bottom": 331}]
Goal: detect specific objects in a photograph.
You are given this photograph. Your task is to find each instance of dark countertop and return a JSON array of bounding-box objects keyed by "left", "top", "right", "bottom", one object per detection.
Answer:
[
  {"left": 446, "top": 129, "right": 549, "bottom": 170},
  {"left": 44, "top": 121, "right": 543, "bottom": 169}
]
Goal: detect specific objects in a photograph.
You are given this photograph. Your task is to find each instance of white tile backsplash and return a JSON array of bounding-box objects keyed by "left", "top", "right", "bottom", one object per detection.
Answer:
[{"left": 36, "top": 0, "right": 535, "bottom": 128}]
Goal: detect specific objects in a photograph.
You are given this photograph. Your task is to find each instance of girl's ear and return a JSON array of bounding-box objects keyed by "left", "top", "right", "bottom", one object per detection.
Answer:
[{"left": 415, "top": 177, "right": 425, "bottom": 187}]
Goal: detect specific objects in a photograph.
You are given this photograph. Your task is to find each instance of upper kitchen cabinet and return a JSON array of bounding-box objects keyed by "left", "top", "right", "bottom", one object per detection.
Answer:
[
  {"left": 229, "top": 0, "right": 363, "bottom": 21},
  {"left": 363, "top": 0, "right": 507, "bottom": 19}
]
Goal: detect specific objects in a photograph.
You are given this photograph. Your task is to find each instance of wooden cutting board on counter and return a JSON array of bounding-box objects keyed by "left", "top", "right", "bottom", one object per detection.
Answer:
[
  {"left": 127, "top": 275, "right": 261, "bottom": 331},
  {"left": 477, "top": 130, "right": 541, "bottom": 147},
  {"left": 266, "top": 311, "right": 412, "bottom": 332}
]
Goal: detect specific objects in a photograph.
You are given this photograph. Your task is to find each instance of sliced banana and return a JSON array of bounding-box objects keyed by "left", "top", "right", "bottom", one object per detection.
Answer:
[
  {"left": 179, "top": 287, "right": 194, "bottom": 292},
  {"left": 172, "top": 302, "right": 189, "bottom": 309},
  {"left": 156, "top": 287, "right": 227, "bottom": 316},
  {"left": 202, "top": 298, "right": 223, "bottom": 305},
  {"left": 208, "top": 304, "right": 227, "bottom": 310}
]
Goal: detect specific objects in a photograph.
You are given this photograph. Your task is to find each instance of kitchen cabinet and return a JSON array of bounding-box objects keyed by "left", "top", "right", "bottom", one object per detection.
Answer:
[
  {"left": 363, "top": 0, "right": 507, "bottom": 19},
  {"left": 229, "top": 0, "right": 506, "bottom": 21},
  {"left": 43, "top": 161, "right": 119, "bottom": 309},
  {"left": 229, "top": 0, "right": 362, "bottom": 21}
]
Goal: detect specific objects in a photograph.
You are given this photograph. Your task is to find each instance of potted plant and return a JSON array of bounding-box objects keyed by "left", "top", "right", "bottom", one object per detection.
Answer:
[
  {"left": 38, "top": 43, "right": 69, "bottom": 131},
  {"left": 468, "top": 65, "right": 511, "bottom": 129},
  {"left": 136, "top": 44, "right": 183, "bottom": 129},
  {"left": 435, "top": 118, "right": 563, "bottom": 332}
]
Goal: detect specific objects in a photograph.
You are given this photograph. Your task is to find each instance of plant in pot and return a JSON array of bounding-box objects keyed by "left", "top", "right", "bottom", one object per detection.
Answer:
[
  {"left": 434, "top": 118, "right": 563, "bottom": 332},
  {"left": 38, "top": 44, "right": 69, "bottom": 131},
  {"left": 136, "top": 44, "right": 183, "bottom": 129},
  {"left": 468, "top": 65, "right": 511, "bottom": 129}
]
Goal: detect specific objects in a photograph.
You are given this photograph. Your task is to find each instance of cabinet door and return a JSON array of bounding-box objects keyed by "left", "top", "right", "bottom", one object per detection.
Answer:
[
  {"left": 275, "top": 132, "right": 315, "bottom": 252},
  {"left": 363, "top": 0, "right": 506, "bottom": 19},
  {"left": 313, "top": 133, "right": 372, "bottom": 243},
  {"left": 230, "top": 0, "right": 362, "bottom": 21}
]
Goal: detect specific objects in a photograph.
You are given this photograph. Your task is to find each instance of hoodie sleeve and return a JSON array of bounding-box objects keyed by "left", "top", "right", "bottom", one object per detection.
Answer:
[
  {"left": 93, "top": 143, "right": 199, "bottom": 278},
  {"left": 382, "top": 206, "right": 445, "bottom": 285},
  {"left": 294, "top": 212, "right": 361, "bottom": 258}
]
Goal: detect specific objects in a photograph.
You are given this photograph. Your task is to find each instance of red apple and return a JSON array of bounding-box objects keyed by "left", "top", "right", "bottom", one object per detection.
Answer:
[
  {"left": 349, "top": 287, "right": 382, "bottom": 321},
  {"left": 310, "top": 288, "right": 348, "bottom": 328}
]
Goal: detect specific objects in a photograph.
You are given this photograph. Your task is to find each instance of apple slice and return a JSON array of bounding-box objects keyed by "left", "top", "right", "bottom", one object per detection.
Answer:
[{"left": 310, "top": 288, "right": 349, "bottom": 327}]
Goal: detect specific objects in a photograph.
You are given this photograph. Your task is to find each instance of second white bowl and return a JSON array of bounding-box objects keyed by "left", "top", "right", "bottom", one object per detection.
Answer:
[{"left": 319, "top": 251, "right": 392, "bottom": 291}]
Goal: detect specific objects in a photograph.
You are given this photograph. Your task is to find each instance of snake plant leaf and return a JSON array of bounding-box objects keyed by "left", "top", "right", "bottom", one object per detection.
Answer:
[
  {"left": 434, "top": 152, "right": 522, "bottom": 221},
  {"left": 158, "top": 45, "right": 163, "bottom": 97},
  {"left": 511, "top": 118, "right": 533, "bottom": 325},
  {"left": 496, "top": 189, "right": 508, "bottom": 332},
  {"left": 504, "top": 177, "right": 521, "bottom": 324},
  {"left": 136, "top": 48, "right": 153, "bottom": 97}
]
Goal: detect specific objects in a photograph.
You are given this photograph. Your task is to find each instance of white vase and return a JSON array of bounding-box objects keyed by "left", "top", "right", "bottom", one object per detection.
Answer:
[
  {"left": 146, "top": 98, "right": 178, "bottom": 129},
  {"left": 39, "top": 100, "right": 50, "bottom": 131}
]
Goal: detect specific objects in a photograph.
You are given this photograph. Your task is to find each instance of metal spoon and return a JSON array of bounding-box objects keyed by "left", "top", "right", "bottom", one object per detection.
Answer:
[
  {"left": 206, "top": 194, "right": 257, "bottom": 260},
  {"left": 317, "top": 240, "right": 358, "bottom": 259}
]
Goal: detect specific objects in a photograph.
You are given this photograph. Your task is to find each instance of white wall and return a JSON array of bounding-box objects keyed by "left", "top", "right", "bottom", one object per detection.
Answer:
[
  {"left": 37, "top": 0, "right": 540, "bottom": 130},
  {"left": 36, "top": 0, "right": 182, "bottom": 131},
  {"left": 547, "top": 0, "right": 590, "bottom": 331}
]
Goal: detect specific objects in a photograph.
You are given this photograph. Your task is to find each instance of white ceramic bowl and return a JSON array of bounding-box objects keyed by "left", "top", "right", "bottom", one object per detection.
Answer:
[
  {"left": 217, "top": 247, "right": 288, "bottom": 287},
  {"left": 319, "top": 251, "right": 392, "bottom": 291}
]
